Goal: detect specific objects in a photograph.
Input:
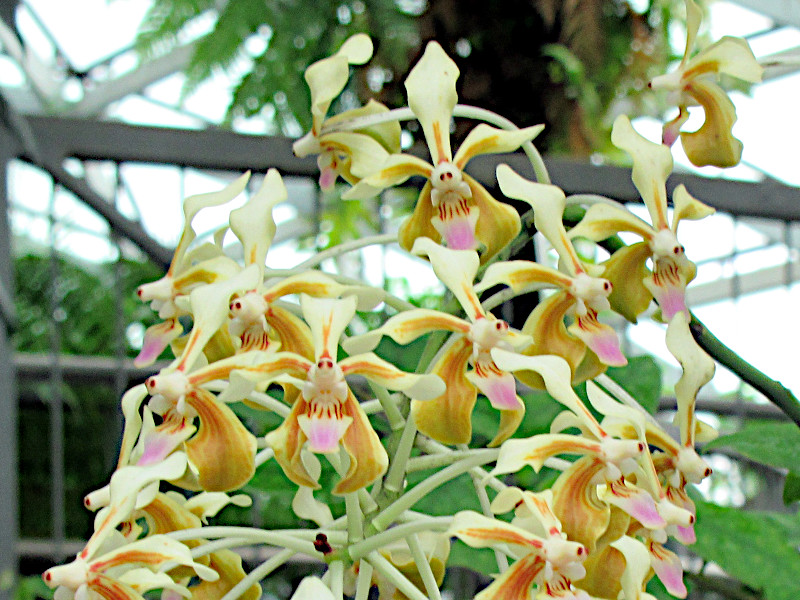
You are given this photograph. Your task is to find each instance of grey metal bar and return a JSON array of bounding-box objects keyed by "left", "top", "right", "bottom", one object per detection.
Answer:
[
  {"left": 659, "top": 397, "right": 787, "bottom": 420},
  {"left": 18, "top": 117, "right": 800, "bottom": 222},
  {"left": 13, "top": 353, "right": 166, "bottom": 381}
]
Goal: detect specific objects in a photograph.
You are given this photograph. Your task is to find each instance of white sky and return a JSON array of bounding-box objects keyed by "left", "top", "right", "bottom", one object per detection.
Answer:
[{"left": 2, "top": 0, "right": 799, "bottom": 399}]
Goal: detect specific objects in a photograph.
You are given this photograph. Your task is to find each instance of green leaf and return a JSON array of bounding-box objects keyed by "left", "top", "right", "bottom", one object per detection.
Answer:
[
  {"left": 604, "top": 355, "right": 662, "bottom": 415},
  {"left": 784, "top": 472, "right": 800, "bottom": 506},
  {"left": 692, "top": 499, "right": 800, "bottom": 600},
  {"left": 704, "top": 422, "right": 800, "bottom": 473}
]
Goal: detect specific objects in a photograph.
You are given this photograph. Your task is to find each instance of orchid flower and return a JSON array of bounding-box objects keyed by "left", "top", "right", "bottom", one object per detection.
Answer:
[
  {"left": 649, "top": 0, "right": 762, "bottom": 168},
  {"left": 292, "top": 34, "right": 401, "bottom": 190},
  {"left": 568, "top": 115, "right": 714, "bottom": 322},
  {"left": 477, "top": 165, "right": 626, "bottom": 387},
  {"left": 488, "top": 352, "right": 671, "bottom": 550},
  {"left": 225, "top": 169, "right": 381, "bottom": 360},
  {"left": 449, "top": 506, "right": 589, "bottom": 600},
  {"left": 345, "top": 41, "right": 544, "bottom": 262},
  {"left": 135, "top": 173, "right": 251, "bottom": 366},
  {"left": 344, "top": 238, "right": 532, "bottom": 446},
  {"left": 44, "top": 454, "right": 219, "bottom": 600},
  {"left": 265, "top": 295, "right": 445, "bottom": 494}
]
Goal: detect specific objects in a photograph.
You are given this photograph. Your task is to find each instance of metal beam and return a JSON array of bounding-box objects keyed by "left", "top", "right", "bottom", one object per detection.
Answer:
[{"left": 19, "top": 116, "right": 800, "bottom": 222}]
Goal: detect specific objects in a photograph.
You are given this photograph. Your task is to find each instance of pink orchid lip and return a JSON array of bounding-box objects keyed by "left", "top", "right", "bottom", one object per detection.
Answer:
[
  {"left": 298, "top": 414, "right": 352, "bottom": 454},
  {"left": 674, "top": 524, "right": 696, "bottom": 545},
  {"left": 654, "top": 285, "right": 690, "bottom": 321},
  {"left": 650, "top": 542, "right": 688, "bottom": 598},
  {"left": 134, "top": 320, "right": 181, "bottom": 368},
  {"left": 442, "top": 216, "right": 478, "bottom": 250},
  {"left": 607, "top": 482, "right": 666, "bottom": 529},
  {"left": 586, "top": 331, "right": 628, "bottom": 367},
  {"left": 319, "top": 166, "right": 338, "bottom": 190},
  {"left": 477, "top": 370, "right": 519, "bottom": 410}
]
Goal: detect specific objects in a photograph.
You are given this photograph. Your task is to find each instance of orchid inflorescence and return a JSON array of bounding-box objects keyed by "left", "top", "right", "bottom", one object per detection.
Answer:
[{"left": 44, "top": 4, "right": 763, "bottom": 600}]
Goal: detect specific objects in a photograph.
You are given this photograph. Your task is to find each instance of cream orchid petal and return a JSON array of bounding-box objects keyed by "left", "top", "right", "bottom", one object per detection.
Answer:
[
  {"left": 229, "top": 169, "right": 285, "bottom": 273},
  {"left": 116, "top": 569, "right": 190, "bottom": 597},
  {"left": 405, "top": 41, "right": 459, "bottom": 163},
  {"left": 476, "top": 554, "right": 544, "bottom": 600},
  {"left": 292, "top": 486, "right": 333, "bottom": 527},
  {"left": 342, "top": 308, "right": 470, "bottom": 355},
  {"left": 411, "top": 237, "right": 484, "bottom": 320},
  {"left": 339, "top": 353, "right": 446, "bottom": 400},
  {"left": 682, "top": 0, "right": 703, "bottom": 66},
  {"left": 318, "top": 131, "right": 391, "bottom": 179},
  {"left": 301, "top": 295, "right": 357, "bottom": 359},
  {"left": 670, "top": 184, "right": 714, "bottom": 231},
  {"left": 84, "top": 453, "right": 189, "bottom": 560},
  {"left": 172, "top": 173, "right": 251, "bottom": 275},
  {"left": 585, "top": 382, "right": 645, "bottom": 440},
  {"left": 175, "top": 265, "right": 261, "bottom": 372},
  {"left": 450, "top": 510, "right": 546, "bottom": 553},
  {"left": 492, "top": 434, "right": 604, "bottom": 476},
  {"left": 665, "top": 313, "right": 715, "bottom": 447},
  {"left": 94, "top": 535, "right": 217, "bottom": 579},
  {"left": 182, "top": 491, "right": 252, "bottom": 520},
  {"left": 610, "top": 536, "right": 654, "bottom": 600},
  {"left": 610, "top": 115, "right": 672, "bottom": 230},
  {"left": 305, "top": 34, "right": 372, "bottom": 132},
  {"left": 290, "top": 577, "right": 335, "bottom": 600},
  {"left": 568, "top": 203, "right": 655, "bottom": 243},
  {"left": 117, "top": 384, "right": 149, "bottom": 468},
  {"left": 490, "top": 349, "right": 605, "bottom": 439},
  {"left": 477, "top": 260, "right": 573, "bottom": 295},
  {"left": 685, "top": 36, "right": 763, "bottom": 83},
  {"left": 496, "top": 165, "right": 582, "bottom": 273},
  {"left": 453, "top": 124, "right": 545, "bottom": 169},
  {"left": 343, "top": 153, "right": 434, "bottom": 200}
]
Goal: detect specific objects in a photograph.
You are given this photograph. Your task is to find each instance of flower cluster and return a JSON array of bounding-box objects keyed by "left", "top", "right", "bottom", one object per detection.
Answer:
[{"left": 45, "top": 4, "right": 761, "bottom": 600}]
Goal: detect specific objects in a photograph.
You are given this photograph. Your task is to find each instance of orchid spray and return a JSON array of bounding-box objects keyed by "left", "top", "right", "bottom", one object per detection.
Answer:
[{"left": 45, "top": 5, "right": 797, "bottom": 600}]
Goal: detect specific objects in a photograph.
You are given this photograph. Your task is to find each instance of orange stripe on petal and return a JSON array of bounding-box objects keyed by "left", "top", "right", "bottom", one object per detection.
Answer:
[{"left": 475, "top": 554, "right": 544, "bottom": 600}]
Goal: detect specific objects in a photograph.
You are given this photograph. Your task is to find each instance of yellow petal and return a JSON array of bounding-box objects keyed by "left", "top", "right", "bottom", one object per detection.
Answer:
[
  {"left": 192, "top": 550, "right": 261, "bottom": 600},
  {"left": 266, "top": 304, "right": 315, "bottom": 361},
  {"left": 184, "top": 389, "right": 257, "bottom": 492},
  {"left": 671, "top": 184, "right": 714, "bottom": 230},
  {"left": 466, "top": 173, "right": 521, "bottom": 264},
  {"left": 477, "top": 260, "right": 573, "bottom": 295},
  {"left": 496, "top": 165, "right": 580, "bottom": 274},
  {"left": 342, "top": 308, "right": 470, "bottom": 355},
  {"left": 665, "top": 313, "right": 714, "bottom": 447},
  {"left": 684, "top": 35, "right": 763, "bottom": 83},
  {"left": 475, "top": 553, "right": 544, "bottom": 600},
  {"left": 340, "top": 353, "right": 446, "bottom": 400},
  {"left": 335, "top": 389, "right": 389, "bottom": 494},
  {"left": 411, "top": 237, "right": 484, "bottom": 320},
  {"left": 301, "top": 295, "right": 357, "bottom": 359},
  {"left": 344, "top": 153, "right": 433, "bottom": 200},
  {"left": 405, "top": 41, "right": 459, "bottom": 163},
  {"left": 411, "top": 336, "right": 476, "bottom": 445},
  {"left": 610, "top": 115, "right": 672, "bottom": 230},
  {"left": 601, "top": 242, "right": 653, "bottom": 323},
  {"left": 266, "top": 397, "right": 321, "bottom": 490},
  {"left": 681, "top": 78, "right": 743, "bottom": 168},
  {"left": 229, "top": 169, "right": 285, "bottom": 272},
  {"left": 325, "top": 99, "right": 402, "bottom": 153},
  {"left": 453, "top": 124, "right": 545, "bottom": 169},
  {"left": 450, "top": 510, "right": 545, "bottom": 553},
  {"left": 305, "top": 34, "right": 373, "bottom": 132},
  {"left": 493, "top": 433, "right": 603, "bottom": 475},
  {"left": 514, "top": 292, "right": 586, "bottom": 388},
  {"left": 551, "top": 457, "right": 610, "bottom": 553},
  {"left": 398, "top": 183, "right": 440, "bottom": 252},
  {"left": 568, "top": 202, "right": 654, "bottom": 244}
]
